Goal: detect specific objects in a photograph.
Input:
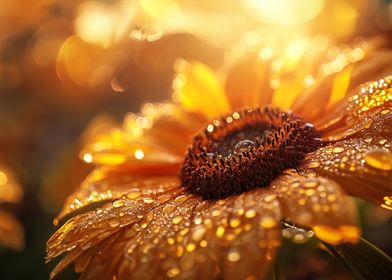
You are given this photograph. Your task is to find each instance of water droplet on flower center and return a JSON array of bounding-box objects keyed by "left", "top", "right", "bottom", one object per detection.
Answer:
[{"left": 234, "top": 140, "right": 255, "bottom": 154}]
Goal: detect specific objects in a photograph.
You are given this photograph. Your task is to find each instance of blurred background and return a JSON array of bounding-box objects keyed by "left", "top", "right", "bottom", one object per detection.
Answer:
[{"left": 1, "top": 0, "right": 392, "bottom": 279}]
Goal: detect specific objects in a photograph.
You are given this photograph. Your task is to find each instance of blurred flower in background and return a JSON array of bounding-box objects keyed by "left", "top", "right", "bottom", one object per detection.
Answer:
[{"left": 1, "top": 0, "right": 392, "bottom": 279}]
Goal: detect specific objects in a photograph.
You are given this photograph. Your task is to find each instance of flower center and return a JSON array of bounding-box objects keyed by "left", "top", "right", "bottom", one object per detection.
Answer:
[{"left": 180, "top": 106, "right": 322, "bottom": 199}]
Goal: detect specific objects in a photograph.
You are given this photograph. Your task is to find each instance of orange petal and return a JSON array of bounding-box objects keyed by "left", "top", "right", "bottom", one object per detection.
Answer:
[
  {"left": 80, "top": 103, "right": 206, "bottom": 168},
  {"left": 292, "top": 51, "right": 392, "bottom": 127},
  {"left": 0, "top": 209, "right": 24, "bottom": 251},
  {"left": 272, "top": 170, "right": 360, "bottom": 245},
  {"left": 81, "top": 190, "right": 280, "bottom": 279},
  {"left": 224, "top": 53, "right": 273, "bottom": 109},
  {"left": 47, "top": 186, "right": 186, "bottom": 274},
  {"left": 172, "top": 59, "right": 231, "bottom": 119},
  {"left": 123, "top": 103, "right": 207, "bottom": 154},
  {"left": 49, "top": 189, "right": 281, "bottom": 279},
  {"left": 317, "top": 76, "right": 392, "bottom": 140},
  {"left": 301, "top": 136, "right": 392, "bottom": 207},
  {"left": 56, "top": 172, "right": 179, "bottom": 221}
]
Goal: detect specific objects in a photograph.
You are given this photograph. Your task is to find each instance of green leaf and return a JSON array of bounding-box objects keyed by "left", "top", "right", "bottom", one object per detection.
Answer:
[{"left": 322, "top": 237, "right": 392, "bottom": 280}]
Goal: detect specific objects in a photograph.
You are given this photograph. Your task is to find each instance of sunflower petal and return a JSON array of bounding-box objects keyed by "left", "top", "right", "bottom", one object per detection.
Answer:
[
  {"left": 272, "top": 170, "right": 359, "bottom": 245},
  {"left": 318, "top": 76, "right": 392, "bottom": 141},
  {"left": 81, "top": 103, "right": 205, "bottom": 167},
  {"left": 303, "top": 54, "right": 392, "bottom": 132},
  {"left": 0, "top": 209, "right": 24, "bottom": 250},
  {"left": 301, "top": 136, "right": 392, "bottom": 207},
  {"left": 49, "top": 188, "right": 281, "bottom": 279},
  {"left": 224, "top": 53, "right": 273, "bottom": 109},
  {"left": 172, "top": 59, "right": 231, "bottom": 118},
  {"left": 56, "top": 171, "right": 179, "bottom": 221},
  {"left": 80, "top": 190, "right": 281, "bottom": 280}
]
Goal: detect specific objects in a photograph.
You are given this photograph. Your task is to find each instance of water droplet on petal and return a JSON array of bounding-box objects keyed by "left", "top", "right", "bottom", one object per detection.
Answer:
[
  {"left": 308, "top": 161, "right": 320, "bottom": 168},
  {"left": 364, "top": 149, "right": 392, "bottom": 171},
  {"left": 167, "top": 267, "right": 181, "bottom": 278},
  {"left": 192, "top": 226, "right": 207, "bottom": 241},
  {"left": 260, "top": 216, "right": 277, "bottom": 228},
  {"left": 303, "top": 179, "right": 319, "bottom": 188},
  {"left": 229, "top": 218, "right": 241, "bottom": 228},
  {"left": 143, "top": 197, "right": 154, "bottom": 204},
  {"left": 216, "top": 226, "right": 225, "bottom": 238},
  {"left": 332, "top": 147, "right": 344, "bottom": 153},
  {"left": 245, "top": 209, "right": 256, "bottom": 218},
  {"left": 127, "top": 189, "right": 141, "bottom": 199},
  {"left": 109, "top": 218, "right": 120, "bottom": 227},
  {"left": 163, "top": 205, "right": 176, "bottom": 214},
  {"left": 227, "top": 250, "right": 241, "bottom": 262},
  {"left": 174, "top": 195, "right": 188, "bottom": 203},
  {"left": 172, "top": 215, "right": 183, "bottom": 224},
  {"left": 113, "top": 200, "right": 124, "bottom": 208}
]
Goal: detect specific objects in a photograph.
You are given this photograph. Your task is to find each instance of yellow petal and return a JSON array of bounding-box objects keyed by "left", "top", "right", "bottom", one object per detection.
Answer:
[
  {"left": 172, "top": 59, "right": 231, "bottom": 118},
  {"left": 327, "top": 64, "right": 354, "bottom": 109},
  {"left": 272, "top": 170, "right": 360, "bottom": 245}
]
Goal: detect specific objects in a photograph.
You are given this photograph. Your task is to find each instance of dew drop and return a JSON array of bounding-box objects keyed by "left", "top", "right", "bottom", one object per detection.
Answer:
[
  {"left": 172, "top": 215, "right": 184, "bottom": 224},
  {"left": 245, "top": 209, "right": 257, "bottom": 218},
  {"left": 234, "top": 140, "right": 255, "bottom": 154},
  {"left": 363, "top": 136, "right": 373, "bottom": 143},
  {"left": 229, "top": 218, "right": 241, "bottom": 228},
  {"left": 264, "top": 194, "right": 277, "bottom": 203},
  {"left": 192, "top": 226, "right": 207, "bottom": 241},
  {"left": 113, "top": 200, "right": 124, "bottom": 208},
  {"left": 143, "top": 197, "right": 154, "bottom": 204},
  {"left": 158, "top": 194, "right": 171, "bottom": 202},
  {"left": 216, "top": 226, "right": 225, "bottom": 238},
  {"left": 66, "top": 245, "right": 77, "bottom": 251},
  {"left": 379, "top": 138, "right": 387, "bottom": 145},
  {"left": 167, "top": 267, "right": 181, "bottom": 278},
  {"left": 127, "top": 189, "right": 141, "bottom": 199},
  {"left": 332, "top": 147, "right": 344, "bottom": 153},
  {"left": 194, "top": 215, "right": 203, "bottom": 225},
  {"left": 212, "top": 209, "right": 222, "bottom": 217},
  {"left": 180, "top": 228, "right": 190, "bottom": 236},
  {"left": 109, "top": 218, "right": 120, "bottom": 228},
  {"left": 174, "top": 195, "right": 188, "bottom": 203},
  {"left": 186, "top": 243, "right": 196, "bottom": 252},
  {"left": 260, "top": 216, "right": 277, "bottom": 229},
  {"left": 200, "top": 240, "right": 208, "bottom": 247},
  {"left": 364, "top": 149, "right": 392, "bottom": 171},
  {"left": 227, "top": 251, "right": 241, "bottom": 262},
  {"left": 308, "top": 161, "right": 320, "bottom": 168},
  {"left": 140, "top": 220, "right": 148, "bottom": 229},
  {"left": 303, "top": 179, "right": 319, "bottom": 188},
  {"left": 163, "top": 205, "right": 176, "bottom": 214},
  {"left": 364, "top": 119, "right": 373, "bottom": 129},
  {"left": 167, "top": 238, "right": 175, "bottom": 245}
]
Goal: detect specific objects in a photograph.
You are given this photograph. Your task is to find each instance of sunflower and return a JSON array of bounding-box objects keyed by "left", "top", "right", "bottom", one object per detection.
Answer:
[
  {"left": 47, "top": 37, "right": 392, "bottom": 279},
  {"left": 0, "top": 164, "right": 24, "bottom": 251}
]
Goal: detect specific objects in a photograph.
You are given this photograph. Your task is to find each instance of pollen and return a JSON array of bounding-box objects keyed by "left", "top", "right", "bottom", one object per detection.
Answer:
[{"left": 180, "top": 106, "right": 322, "bottom": 199}]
